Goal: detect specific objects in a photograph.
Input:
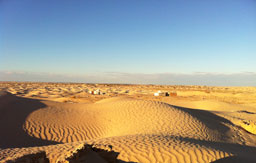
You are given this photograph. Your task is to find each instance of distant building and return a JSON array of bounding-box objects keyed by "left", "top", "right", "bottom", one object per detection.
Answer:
[
  {"left": 154, "top": 91, "right": 174, "bottom": 97},
  {"left": 154, "top": 92, "right": 159, "bottom": 96},
  {"left": 88, "top": 89, "right": 105, "bottom": 95}
]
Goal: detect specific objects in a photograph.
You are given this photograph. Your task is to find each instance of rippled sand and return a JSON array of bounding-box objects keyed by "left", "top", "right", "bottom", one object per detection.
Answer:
[{"left": 0, "top": 82, "right": 256, "bottom": 162}]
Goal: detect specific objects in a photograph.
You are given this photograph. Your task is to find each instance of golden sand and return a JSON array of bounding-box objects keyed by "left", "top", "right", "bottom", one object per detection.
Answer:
[{"left": 0, "top": 82, "right": 256, "bottom": 162}]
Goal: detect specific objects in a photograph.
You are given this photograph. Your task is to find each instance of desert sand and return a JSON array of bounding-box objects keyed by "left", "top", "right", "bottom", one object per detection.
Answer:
[{"left": 0, "top": 82, "right": 256, "bottom": 163}]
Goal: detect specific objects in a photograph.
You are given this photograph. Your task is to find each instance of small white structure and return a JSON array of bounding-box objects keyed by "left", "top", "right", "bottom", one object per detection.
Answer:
[
  {"left": 154, "top": 90, "right": 170, "bottom": 97},
  {"left": 100, "top": 92, "right": 105, "bottom": 95},
  {"left": 88, "top": 89, "right": 105, "bottom": 95},
  {"left": 92, "top": 89, "right": 100, "bottom": 95},
  {"left": 154, "top": 92, "right": 159, "bottom": 96},
  {"left": 93, "top": 90, "right": 98, "bottom": 95}
]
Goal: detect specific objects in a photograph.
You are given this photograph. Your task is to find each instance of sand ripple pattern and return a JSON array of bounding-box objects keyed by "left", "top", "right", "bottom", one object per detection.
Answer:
[
  {"left": 87, "top": 134, "right": 234, "bottom": 163},
  {"left": 25, "top": 98, "right": 224, "bottom": 143},
  {"left": 1, "top": 95, "right": 256, "bottom": 162}
]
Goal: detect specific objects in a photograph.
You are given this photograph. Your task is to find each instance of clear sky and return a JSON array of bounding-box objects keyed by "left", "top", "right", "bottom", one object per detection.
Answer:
[{"left": 0, "top": 0, "right": 256, "bottom": 85}]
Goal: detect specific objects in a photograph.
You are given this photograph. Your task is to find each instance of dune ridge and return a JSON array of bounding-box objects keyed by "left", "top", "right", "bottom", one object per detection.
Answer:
[
  {"left": 1, "top": 83, "right": 256, "bottom": 162},
  {"left": 24, "top": 97, "right": 229, "bottom": 143}
]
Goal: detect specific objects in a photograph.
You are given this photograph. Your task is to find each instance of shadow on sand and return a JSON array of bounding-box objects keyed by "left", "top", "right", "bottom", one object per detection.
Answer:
[
  {"left": 66, "top": 144, "right": 136, "bottom": 163},
  {"left": 211, "top": 155, "right": 256, "bottom": 163},
  {"left": 66, "top": 137, "right": 256, "bottom": 163},
  {"left": 169, "top": 104, "right": 235, "bottom": 138},
  {"left": 8, "top": 151, "right": 50, "bottom": 163},
  {"left": 0, "top": 91, "right": 59, "bottom": 149}
]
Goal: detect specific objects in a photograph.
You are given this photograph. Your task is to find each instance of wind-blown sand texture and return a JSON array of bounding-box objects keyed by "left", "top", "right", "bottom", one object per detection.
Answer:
[{"left": 0, "top": 82, "right": 256, "bottom": 162}]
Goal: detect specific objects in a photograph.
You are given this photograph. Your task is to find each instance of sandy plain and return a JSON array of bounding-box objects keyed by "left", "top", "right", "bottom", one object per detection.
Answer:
[{"left": 0, "top": 82, "right": 256, "bottom": 163}]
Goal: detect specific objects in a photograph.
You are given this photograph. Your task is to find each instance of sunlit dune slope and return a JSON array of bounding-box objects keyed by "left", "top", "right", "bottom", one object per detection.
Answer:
[
  {"left": 1, "top": 91, "right": 256, "bottom": 163},
  {"left": 25, "top": 97, "right": 230, "bottom": 143}
]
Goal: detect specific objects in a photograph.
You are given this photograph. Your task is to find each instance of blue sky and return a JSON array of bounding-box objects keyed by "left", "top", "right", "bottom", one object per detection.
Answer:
[{"left": 0, "top": 0, "right": 256, "bottom": 85}]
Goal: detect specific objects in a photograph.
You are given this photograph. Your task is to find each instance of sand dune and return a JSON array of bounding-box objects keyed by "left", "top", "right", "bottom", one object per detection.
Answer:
[
  {"left": 0, "top": 91, "right": 58, "bottom": 148},
  {"left": 24, "top": 97, "right": 230, "bottom": 143},
  {"left": 0, "top": 83, "right": 256, "bottom": 162}
]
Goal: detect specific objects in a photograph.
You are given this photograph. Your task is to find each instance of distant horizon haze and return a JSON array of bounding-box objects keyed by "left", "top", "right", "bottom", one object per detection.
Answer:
[{"left": 0, "top": 71, "right": 256, "bottom": 86}]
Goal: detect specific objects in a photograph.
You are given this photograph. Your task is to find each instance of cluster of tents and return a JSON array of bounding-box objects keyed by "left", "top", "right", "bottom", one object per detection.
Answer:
[
  {"left": 154, "top": 91, "right": 177, "bottom": 97},
  {"left": 88, "top": 89, "right": 105, "bottom": 95}
]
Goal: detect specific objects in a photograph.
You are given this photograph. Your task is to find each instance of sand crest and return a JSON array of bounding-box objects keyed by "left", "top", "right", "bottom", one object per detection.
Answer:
[{"left": 0, "top": 83, "right": 256, "bottom": 162}]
